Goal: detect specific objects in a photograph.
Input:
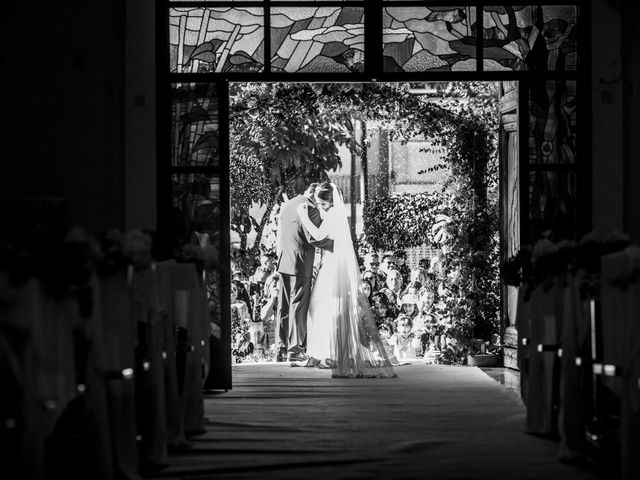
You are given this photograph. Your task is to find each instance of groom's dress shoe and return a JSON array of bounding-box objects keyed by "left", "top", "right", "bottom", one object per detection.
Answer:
[
  {"left": 287, "top": 352, "right": 308, "bottom": 363},
  {"left": 276, "top": 348, "right": 287, "bottom": 362}
]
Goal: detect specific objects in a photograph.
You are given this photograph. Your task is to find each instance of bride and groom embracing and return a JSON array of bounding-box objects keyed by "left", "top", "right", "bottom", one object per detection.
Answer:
[{"left": 275, "top": 181, "right": 396, "bottom": 378}]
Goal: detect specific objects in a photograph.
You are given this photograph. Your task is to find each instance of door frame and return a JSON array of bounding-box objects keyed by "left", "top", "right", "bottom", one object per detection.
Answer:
[{"left": 157, "top": 1, "right": 591, "bottom": 388}]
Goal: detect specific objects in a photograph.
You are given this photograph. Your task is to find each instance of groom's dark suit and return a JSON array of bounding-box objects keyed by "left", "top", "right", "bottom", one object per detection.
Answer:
[{"left": 276, "top": 194, "right": 333, "bottom": 359}]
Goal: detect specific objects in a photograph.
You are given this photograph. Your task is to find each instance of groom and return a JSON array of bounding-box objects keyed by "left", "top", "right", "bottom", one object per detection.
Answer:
[{"left": 275, "top": 183, "right": 333, "bottom": 362}]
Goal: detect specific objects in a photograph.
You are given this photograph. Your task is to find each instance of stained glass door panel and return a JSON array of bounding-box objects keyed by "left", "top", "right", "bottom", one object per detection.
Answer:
[
  {"left": 527, "top": 169, "right": 577, "bottom": 240},
  {"left": 170, "top": 172, "right": 227, "bottom": 387},
  {"left": 270, "top": 7, "right": 364, "bottom": 73},
  {"left": 383, "top": 6, "right": 478, "bottom": 72},
  {"left": 171, "top": 173, "right": 221, "bottom": 257},
  {"left": 529, "top": 80, "right": 577, "bottom": 164},
  {"left": 169, "top": 7, "right": 264, "bottom": 73},
  {"left": 483, "top": 5, "right": 578, "bottom": 71},
  {"left": 171, "top": 83, "right": 220, "bottom": 167}
]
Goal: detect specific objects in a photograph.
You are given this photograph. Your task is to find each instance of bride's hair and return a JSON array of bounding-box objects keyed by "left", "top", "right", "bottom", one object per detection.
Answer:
[{"left": 315, "top": 181, "right": 333, "bottom": 204}]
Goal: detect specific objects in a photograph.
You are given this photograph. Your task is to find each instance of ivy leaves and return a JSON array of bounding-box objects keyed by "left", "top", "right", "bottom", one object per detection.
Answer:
[
  {"left": 360, "top": 82, "right": 501, "bottom": 363},
  {"left": 230, "top": 83, "right": 353, "bottom": 201},
  {"left": 364, "top": 192, "right": 445, "bottom": 252}
]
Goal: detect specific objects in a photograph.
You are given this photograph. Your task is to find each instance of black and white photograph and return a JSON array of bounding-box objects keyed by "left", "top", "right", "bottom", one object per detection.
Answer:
[{"left": 1, "top": 1, "right": 639, "bottom": 479}]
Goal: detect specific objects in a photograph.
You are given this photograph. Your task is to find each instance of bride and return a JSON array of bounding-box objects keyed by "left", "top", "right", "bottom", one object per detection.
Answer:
[{"left": 296, "top": 182, "right": 396, "bottom": 378}]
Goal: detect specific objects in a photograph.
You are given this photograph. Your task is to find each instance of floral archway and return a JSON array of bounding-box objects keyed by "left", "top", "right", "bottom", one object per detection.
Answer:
[{"left": 229, "top": 82, "right": 500, "bottom": 364}]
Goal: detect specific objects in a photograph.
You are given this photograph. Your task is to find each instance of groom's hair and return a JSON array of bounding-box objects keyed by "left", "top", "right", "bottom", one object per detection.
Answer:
[{"left": 316, "top": 182, "right": 333, "bottom": 203}]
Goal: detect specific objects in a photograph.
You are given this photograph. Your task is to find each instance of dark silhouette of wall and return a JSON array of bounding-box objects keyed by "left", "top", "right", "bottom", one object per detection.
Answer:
[
  {"left": 1, "top": 0, "right": 638, "bottom": 244},
  {"left": 622, "top": 3, "right": 640, "bottom": 242},
  {"left": 2, "top": 2, "right": 126, "bottom": 240}
]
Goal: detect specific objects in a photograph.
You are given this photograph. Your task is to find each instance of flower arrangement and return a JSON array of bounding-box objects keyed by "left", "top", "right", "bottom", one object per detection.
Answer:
[
  {"left": 501, "top": 231, "right": 631, "bottom": 300},
  {"left": 0, "top": 226, "right": 161, "bottom": 317},
  {"left": 96, "top": 229, "right": 128, "bottom": 275},
  {"left": 603, "top": 244, "right": 640, "bottom": 289},
  {"left": 0, "top": 225, "right": 101, "bottom": 299},
  {"left": 179, "top": 243, "right": 219, "bottom": 271},
  {"left": 96, "top": 229, "right": 158, "bottom": 274},
  {"left": 122, "top": 229, "right": 154, "bottom": 268}
]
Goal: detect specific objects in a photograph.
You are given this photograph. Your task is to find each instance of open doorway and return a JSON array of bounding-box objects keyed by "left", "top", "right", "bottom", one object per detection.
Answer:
[
  {"left": 162, "top": 2, "right": 586, "bottom": 390},
  {"left": 226, "top": 81, "right": 503, "bottom": 369}
]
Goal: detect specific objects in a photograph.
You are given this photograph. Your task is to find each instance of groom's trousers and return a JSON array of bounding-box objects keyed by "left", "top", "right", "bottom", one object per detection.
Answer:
[{"left": 276, "top": 273, "right": 312, "bottom": 354}]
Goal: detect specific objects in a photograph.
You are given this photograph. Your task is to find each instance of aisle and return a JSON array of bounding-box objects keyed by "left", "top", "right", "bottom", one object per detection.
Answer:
[{"left": 150, "top": 363, "right": 602, "bottom": 480}]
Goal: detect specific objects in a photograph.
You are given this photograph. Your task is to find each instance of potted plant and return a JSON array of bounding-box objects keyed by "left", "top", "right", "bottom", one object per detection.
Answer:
[{"left": 467, "top": 337, "right": 501, "bottom": 367}]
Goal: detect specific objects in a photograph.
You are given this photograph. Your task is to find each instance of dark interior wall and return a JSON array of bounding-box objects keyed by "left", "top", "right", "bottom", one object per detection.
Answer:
[
  {"left": 2, "top": 2, "right": 126, "bottom": 239},
  {"left": 125, "top": 0, "right": 157, "bottom": 232},
  {"left": 591, "top": 0, "right": 624, "bottom": 234},
  {"left": 623, "top": 3, "right": 640, "bottom": 243}
]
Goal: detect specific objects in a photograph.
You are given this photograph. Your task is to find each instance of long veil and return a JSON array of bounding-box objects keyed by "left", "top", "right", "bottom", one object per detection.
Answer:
[{"left": 328, "top": 183, "right": 396, "bottom": 378}]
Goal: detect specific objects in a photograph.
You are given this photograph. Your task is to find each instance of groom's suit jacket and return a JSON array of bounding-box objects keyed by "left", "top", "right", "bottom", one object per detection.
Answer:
[{"left": 277, "top": 195, "right": 334, "bottom": 278}]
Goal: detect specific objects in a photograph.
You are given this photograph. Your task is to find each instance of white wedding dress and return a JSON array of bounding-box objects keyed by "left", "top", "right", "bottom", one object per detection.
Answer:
[
  {"left": 302, "top": 184, "right": 396, "bottom": 378},
  {"left": 306, "top": 208, "right": 339, "bottom": 362}
]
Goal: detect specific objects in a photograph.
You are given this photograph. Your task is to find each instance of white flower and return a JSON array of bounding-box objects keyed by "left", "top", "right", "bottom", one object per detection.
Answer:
[{"left": 531, "top": 238, "right": 558, "bottom": 263}]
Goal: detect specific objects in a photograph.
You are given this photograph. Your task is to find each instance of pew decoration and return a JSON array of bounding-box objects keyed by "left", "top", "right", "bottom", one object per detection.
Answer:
[
  {"left": 502, "top": 232, "right": 640, "bottom": 479},
  {"left": 0, "top": 227, "right": 214, "bottom": 479}
]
